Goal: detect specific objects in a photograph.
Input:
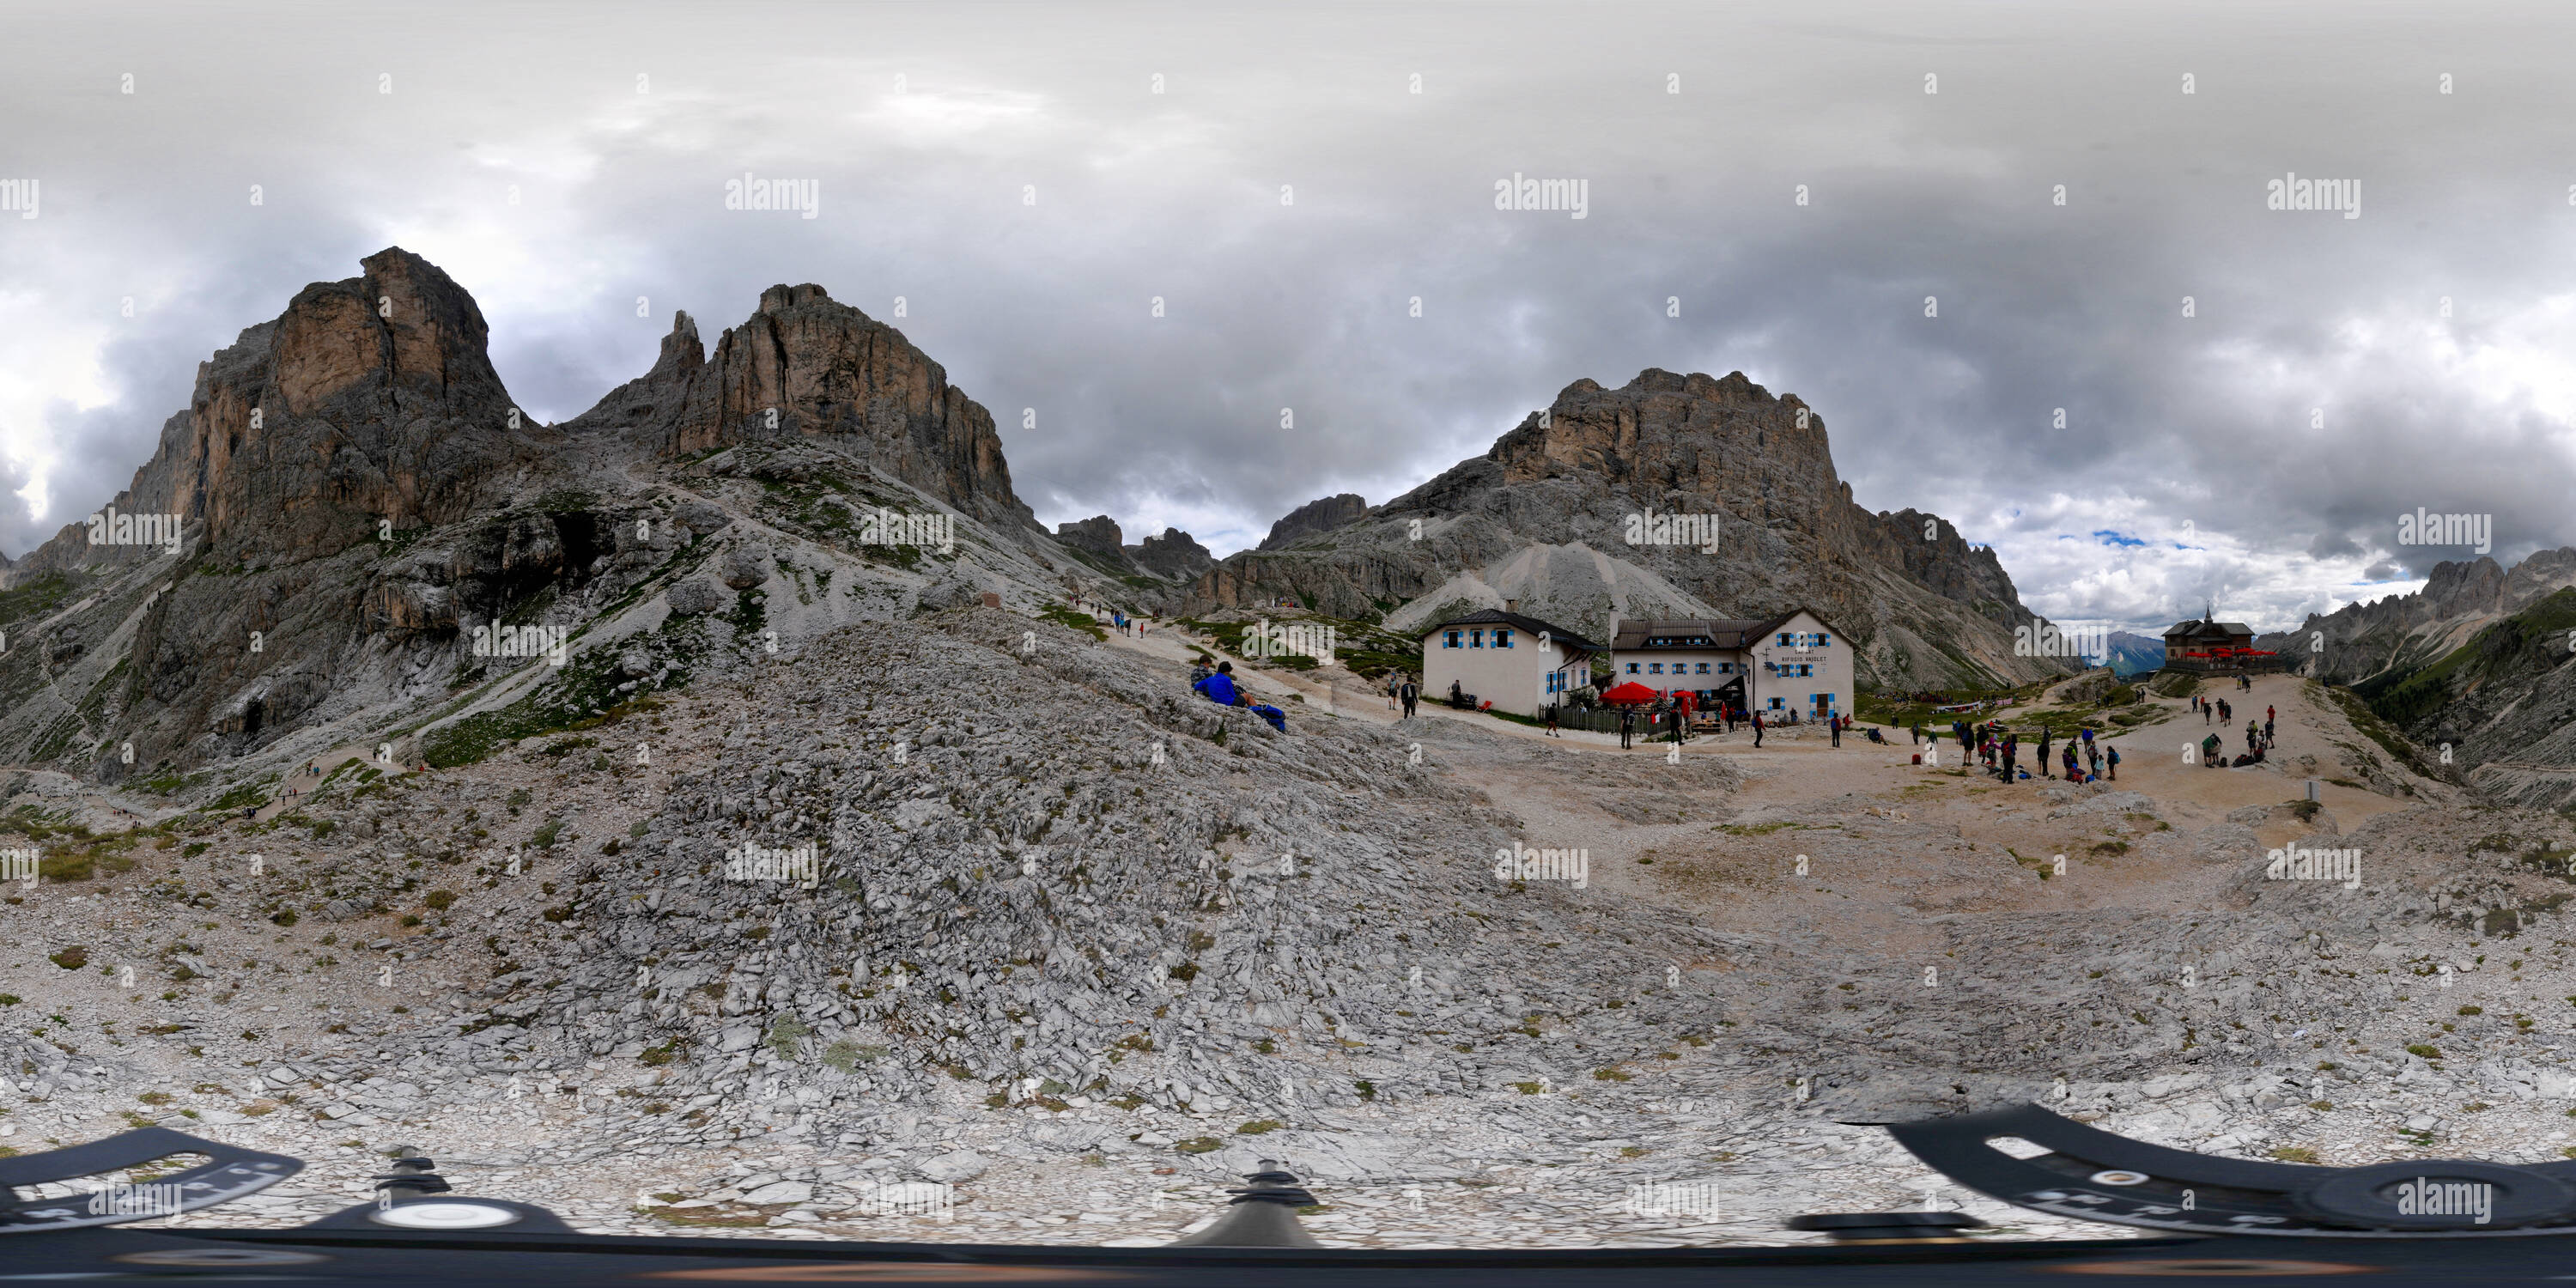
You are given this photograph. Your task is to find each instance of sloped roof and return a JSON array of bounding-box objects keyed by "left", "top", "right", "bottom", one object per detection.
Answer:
[
  {"left": 2164, "top": 618, "right": 2254, "bottom": 640},
  {"left": 1420, "top": 609, "right": 1603, "bottom": 653},
  {"left": 1613, "top": 618, "right": 1774, "bottom": 650},
  {"left": 1613, "top": 607, "right": 1845, "bottom": 650}
]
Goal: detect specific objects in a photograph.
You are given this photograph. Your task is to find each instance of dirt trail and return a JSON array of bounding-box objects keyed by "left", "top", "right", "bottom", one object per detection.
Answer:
[{"left": 248, "top": 740, "right": 410, "bottom": 822}]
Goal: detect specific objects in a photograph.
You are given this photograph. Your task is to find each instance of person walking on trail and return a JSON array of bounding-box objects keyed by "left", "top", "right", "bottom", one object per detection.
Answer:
[
  {"left": 2062, "top": 742, "right": 2081, "bottom": 782},
  {"left": 1619, "top": 706, "right": 1636, "bottom": 750},
  {"left": 1751, "top": 710, "right": 1764, "bottom": 749},
  {"left": 1830, "top": 714, "right": 1842, "bottom": 748},
  {"left": 1545, "top": 706, "right": 1561, "bottom": 738},
  {"left": 2037, "top": 726, "right": 2053, "bottom": 777},
  {"left": 1399, "top": 678, "right": 1419, "bottom": 719},
  {"left": 1386, "top": 671, "right": 1400, "bottom": 711},
  {"left": 2087, "top": 742, "right": 2103, "bottom": 780},
  {"left": 2267, "top": 704, "right": 2275, "bottom": 725},
  {"left": 2002, "top": 732, "right": 2017, "bottom": 781},
  {"left": 2263, "top": 716, "right": 2275, "bottom": 743},
  {"left": 2203, "top": 699, "right": 2212, "bottom": 725},
  {"left": 2105, "top": 744, "right": 2121, "bottom": 781}
]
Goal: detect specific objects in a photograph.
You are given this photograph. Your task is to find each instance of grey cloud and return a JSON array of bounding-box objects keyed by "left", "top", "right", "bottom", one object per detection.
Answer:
[{"left": 9, "top": 0, "right": 2576, "bottom": 635}]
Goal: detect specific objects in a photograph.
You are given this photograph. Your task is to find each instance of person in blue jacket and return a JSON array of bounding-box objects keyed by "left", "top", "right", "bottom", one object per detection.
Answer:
[
  {"left": 1193, "top": 661, "right": 1288, "bottom": 732},
  {"left": 1194, "top": 660, "right": 1242, "bottom": 707}
]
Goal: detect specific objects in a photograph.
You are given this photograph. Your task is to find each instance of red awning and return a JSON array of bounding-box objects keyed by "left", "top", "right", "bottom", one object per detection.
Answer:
[{"left": 1601, "top": 682, "right": 1659, "bottom": 705}]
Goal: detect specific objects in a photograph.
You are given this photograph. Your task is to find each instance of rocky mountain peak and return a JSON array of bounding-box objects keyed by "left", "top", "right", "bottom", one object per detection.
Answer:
[
  {"left": 1055, "top": 515, "right": 1124, "bottom": 557},
  {"left": 1258, "top": 493, "right": 1369, "bottom": 550},
  {"left": 1128, "top": 527, "right": 1216, "bottom": 580},
  {"left": 1194, "top": 364, "right": 2063, "bottom": 690},
  {"left": 568, "top": 280, "right": 1035, "bottom": 530},
  {"left": 11, "top": 246, "right": 538, "bottom": 578}
]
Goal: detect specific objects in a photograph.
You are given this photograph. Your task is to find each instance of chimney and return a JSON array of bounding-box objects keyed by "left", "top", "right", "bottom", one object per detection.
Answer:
[{"left": 1504, "top": 598, "right": 1519, "bottom": 613}]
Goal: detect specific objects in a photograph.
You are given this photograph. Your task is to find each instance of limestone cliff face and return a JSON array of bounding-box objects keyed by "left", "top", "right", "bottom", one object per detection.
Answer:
[
  {"left": 1127, "top": 528, "right": 1215, "bottom": 581},
  {"left": 1258, "top": 493, "right": 1368, "bottom": 550},
  {"left": 1054, "top": 516, "right": 1124, "bottom": 558},
  {"left": 568, "top": 284, "right": 1036, "bottom": 532},
  {"left": 15, "top": 248, "right": 539, "bottom": 578},
  {"left": 1192, "top": 368, "right": 2068, "bottom": 690}
]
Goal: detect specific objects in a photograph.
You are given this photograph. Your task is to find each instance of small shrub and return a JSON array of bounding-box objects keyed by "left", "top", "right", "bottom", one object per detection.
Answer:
[{"left": 49, "top": 947, "right": 88, "bottom": 970}]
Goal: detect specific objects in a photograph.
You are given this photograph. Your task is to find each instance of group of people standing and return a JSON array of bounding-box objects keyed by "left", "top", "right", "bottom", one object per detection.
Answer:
[
  {"left": 1925, "top": 719, "right": 2117, "bottom": 783},
  {"left": 2196, "top": 694, "right": 2278, "bottom": 767}
]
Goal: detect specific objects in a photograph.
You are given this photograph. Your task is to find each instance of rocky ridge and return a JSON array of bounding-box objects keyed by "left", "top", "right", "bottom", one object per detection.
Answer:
[{"left": 1191, "top": 370, "right": 2069, "bottom": 692}]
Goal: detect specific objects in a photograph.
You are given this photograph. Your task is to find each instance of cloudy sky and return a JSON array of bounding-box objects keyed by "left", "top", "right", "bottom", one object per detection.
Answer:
[{"left": 6, "top": 0, "right": 2576, "bottom": 635}]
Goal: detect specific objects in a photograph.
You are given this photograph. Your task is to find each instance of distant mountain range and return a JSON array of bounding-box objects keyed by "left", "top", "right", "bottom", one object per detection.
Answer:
[{"left": 2100, "top": 631, "right": 2166, "bottom": 677}]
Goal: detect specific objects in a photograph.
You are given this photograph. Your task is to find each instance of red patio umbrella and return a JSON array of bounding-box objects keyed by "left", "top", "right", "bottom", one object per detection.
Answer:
[{"left": 1601, "top": 682, "right": 1658, "bottom": 705}]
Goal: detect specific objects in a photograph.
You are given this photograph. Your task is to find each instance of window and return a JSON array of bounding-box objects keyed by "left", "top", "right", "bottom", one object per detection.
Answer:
[
  {"left": 1469, "top": 629, "right": 1483, "bottom": 647},
  {"left": 1718, "top": 662, "right": 1734, "bottom": 674},
  {"left": 1648, "top": 663, "right": 1663, "bottom": 675},
  {"left": 1694, "top": 662, "right": 1710, "bottom": 675},
  {"left": 1494, "top": 629, "right": 1512, "bottom": 648},
  {"left": 1625, "top": 662, "right": 1640, "bottom": 675},
  {"left": 1443, "top": 630, "right": 1462, "bottom": 649},
  {"left": 1816, "top": 633, "right": 1830, "bottom": 647},
  {"left": 1777, "top": 632, "right": 1794, "bottom": 647},
  {"left": 1769, "top": 696, "right": 1784, "bottom": 710}
]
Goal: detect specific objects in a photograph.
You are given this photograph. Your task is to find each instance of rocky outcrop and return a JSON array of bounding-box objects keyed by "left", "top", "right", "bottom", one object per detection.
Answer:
[
  {"left": 12, "top": 248, "right": 544, "bottom": 579},
  {"left": 1188, "top": 369, "right": 2068, "bottom": 691},
  {"left": 1054, "top": 516, "right": 1124, "bottom": 559},
  {"left": 1258, "top": 493, "right": 1368, "bottom": 550},
  {"left": 1127, "top": 528, "right": 1215, "bottom": 581},
  {"left": 565, "top": 284, "right": 1039, "bottom": 532}
]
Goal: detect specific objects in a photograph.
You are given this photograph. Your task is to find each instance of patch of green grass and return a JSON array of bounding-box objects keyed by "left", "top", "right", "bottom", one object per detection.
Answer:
[{"left": 1036, "top": 604, "right": 1107, "bottom": 641}]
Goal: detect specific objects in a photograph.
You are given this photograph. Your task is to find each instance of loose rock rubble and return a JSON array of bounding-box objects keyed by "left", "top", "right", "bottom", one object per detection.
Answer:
[{"left": 9, "top": 624, "right": 2576, "bottom": 1248}]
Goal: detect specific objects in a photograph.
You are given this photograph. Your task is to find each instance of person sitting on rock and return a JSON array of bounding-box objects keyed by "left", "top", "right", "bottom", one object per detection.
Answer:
[{"left": 1194, "top": 660, "right": 1243, "bottom": 708}]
